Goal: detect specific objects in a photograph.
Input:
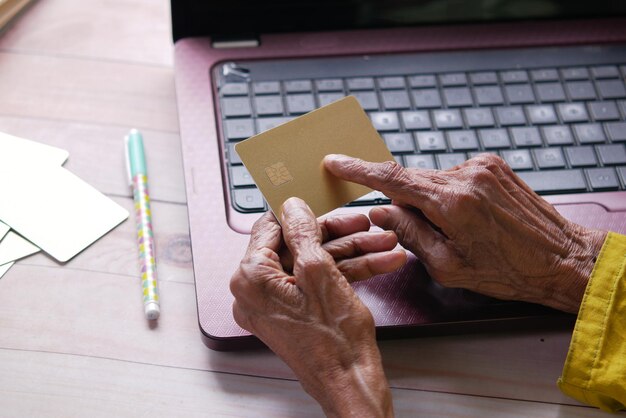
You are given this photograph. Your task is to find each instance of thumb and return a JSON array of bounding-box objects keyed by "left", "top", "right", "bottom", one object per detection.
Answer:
[{"left": 369, "top": 205, "right": 450, "bottom": 267}]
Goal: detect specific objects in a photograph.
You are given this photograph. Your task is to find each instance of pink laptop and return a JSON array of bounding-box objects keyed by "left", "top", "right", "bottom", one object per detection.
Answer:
[{"left": 171, "top": 1, "right": 626, "bottom": 350}]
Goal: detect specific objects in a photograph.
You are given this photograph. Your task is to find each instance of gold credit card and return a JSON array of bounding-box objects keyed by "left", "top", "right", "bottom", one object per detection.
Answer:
[{"left": 235, "top": 96, "right": 394, "bottom": 219}]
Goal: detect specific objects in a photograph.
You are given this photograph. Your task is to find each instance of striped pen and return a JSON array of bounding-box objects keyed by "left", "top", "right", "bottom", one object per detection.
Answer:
[{"left": 125, "top": 129, "right": 160, "bottom": 320}]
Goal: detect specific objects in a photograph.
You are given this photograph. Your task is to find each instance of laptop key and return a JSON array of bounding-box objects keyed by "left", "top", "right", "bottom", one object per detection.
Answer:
[
  {"left": 440, "top": 73, "right": 467, "bottom": 86},
  {"left": 378, "top": 76, "right": 405, "bottom": 89},
  {"left": 383, "top": 133, "right": 415, "bottom": 153},
  {"left": 227, "top": 143, "right": 242, "bottom": 165},
  {"left": 318, "top": 93, "right": 345, "bottom": 107},
  {"left": 222, "top": 97, "right": 252, "bottom": 117},
  {"left": 586, "top": 168, "right": 620, "bottom": 190},
  {"left": 536, "top": 82, "right": 566, "bottom": 102},
  {"left": 394, "top": 155, "right": 404, "bottom": 166},
  {"left": 233, "top": 188, "right": 265, "bottom": 211},
  {"left": 475, "top": 86, "right": 504, "bottom": 105},
  {"left": 370, "top": 112, "right": 400, "bottom": 131},
  {"left": 618, "top": 166, "right": 626, "bottom": 185},
  {"left": 588, "top": 101, "right": 620, "bottom": 121},
  {"left": 413, "top": 89, "right": 442, "bottom": 108},
  {"left": 470, "top": 71, "right": 498, "bottom": 85},
  {"left": 448, "top": 130, "right": 479, "bottom": 151},
  {"left": 566, "top": 81, "right": 597, "bottom": 101},
  {"left": 468, "top": 151, "right": 498, "bottom": 159},
  {"left": 597, "top": 80, "right": 626, "bottom": 99},
  {"left": 443, "top": 87, "right": 473, "bottom": 107},
  {"left": 527, "top": 105, "right": 558, "bottom": 125},
  {"left": 558, "top": 103, "right": 589, "bottom": 123},
  {"left": 511, "top": 127, "right": 543, "bottom": 147},
  {"left": 533, "top": 147, "right": 566, "bottom": 169},
  {"left": 221, "top": 83, "right": 249, "bottom": 96},
  {"left": 592, "top": 65, "right": 620, "bottom": 79},
  {"left": 382, "top": 90, "right": 411, "bottom": 110},
  {"left": 500, "top": 70, "right": 528, "bottom": 84},
  {"left": 565, "top": 146, "right": 598, "bottom": 167},
  {"left": 286, "top": 94, "right": 316, "bottom": 114},
  {"left": 479, "top": 128, "right": 511, "bottom": 149},
  {"left": 352, "top": 91, "right": 379, "bottom": 110},
  {"left": 230, "top": 166, "right": 255, "bottom": 187},
  {"left": 256, "top": 117, "right": 292, "bottom": 133},
  {"left": 464, "top": 108, "right": 495, "bottom": 127},
  {"left": 254, "top": 81, "right": 281, "bottom": 95},
  {"left": 562, "top": 67, "right": 589, "bottom": 80},
  {"left": 284, "top": 80, "right": 312, "bottom": 92},
  {"left": 401, "top": 111, "right": 431, "bottom": 130},
  {"left": 596, "top": 144, "right": 626, "bottom": 165},
  {"left": 542, "top": 125, "right": 574, "bottom": 145},
  {"left": 416, "top": 131, "right": 447, "bottom": 152},
  {"left": 495, "top": 106, "right": 526, "bottom": 126},
  {"left": 531, "top": 69, "right": 559, "bottom": 82},
  {"left": 433, "top": 109, "right": 463, "bottom": 129},
  {"left": 408, "top": 75, "right": 436, "bottom": 88},
  {"left": 254, "top": 96, "right": 284, "bottom": 116},
  {"left": 501, "top": 149, "right": 534, "bottom": 170},
  {"left": 517, "top": 169, "right": 587, "bottom": 193},
  {"left": 505, "top": 84, "right": 535, "bottom": 104},
  {"left": 316, "top": 79, "right": 343, "bottom": 92},
  {"left": 405, "top": 154, "right": 436, "bottom": 169},
  {"left": 437, "top": 153, "right": 467, "bottom": 170},
  {"left": 573, "top": 123, "right": 606, "bottom": 144},
  {"left": 347, "top": 77, "right": 375, "bottom": 90},
  {"left": 606, "top": 122, "right": 626, "bottom": 142},
  {"left": 225, "top": 119, "right": 255, "bottom": 140}
]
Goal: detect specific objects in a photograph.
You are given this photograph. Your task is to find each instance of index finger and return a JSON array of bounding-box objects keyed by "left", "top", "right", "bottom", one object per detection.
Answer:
[
  {"left": 323, "top": 154, "right": 438, "bottom": 209},
  {"left": 246, "top": 211, "right": 283, "bottom": 257},
  {"left": 280, "top": 197, "right": 324, "bottom": 261}
]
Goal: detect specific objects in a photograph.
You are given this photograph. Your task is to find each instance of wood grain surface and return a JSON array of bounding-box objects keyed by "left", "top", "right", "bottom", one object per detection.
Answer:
[{"left": 0, "top": 0, "right": 621, "bottom": 416}]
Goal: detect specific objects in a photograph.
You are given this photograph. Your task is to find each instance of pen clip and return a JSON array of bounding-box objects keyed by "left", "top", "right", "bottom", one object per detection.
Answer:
[{"left": 124, "top": 134, "right": 132, "bottom": 186}]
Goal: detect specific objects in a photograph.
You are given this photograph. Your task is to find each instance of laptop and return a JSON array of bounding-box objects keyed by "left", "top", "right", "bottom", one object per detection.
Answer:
[{"left": 171, "top": 0, "right": 626, "bottom": 350}]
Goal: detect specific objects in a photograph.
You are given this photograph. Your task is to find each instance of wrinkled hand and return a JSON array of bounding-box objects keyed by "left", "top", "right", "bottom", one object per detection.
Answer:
[
  {"left": 324, "top": 153, "right": 607, "bottom": 313},
  {"left": 279, "top": 211, "right": 406, "bottom": 282},
  {"left": 230, "top": 198, "right": 398, "bottom": 417}
]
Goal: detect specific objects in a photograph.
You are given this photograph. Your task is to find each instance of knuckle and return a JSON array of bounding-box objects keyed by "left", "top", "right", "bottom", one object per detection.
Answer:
[
  {"left": 468, "top": 166, "right": 496, "bottom": 186},
  {"left": 229, "top": 269, "right": 247, "bottom": 299},
  {"left": 232, "top": 301, "right": 251, "bottom": 331},
  {"left": 353, "top": 304, "right": 375, "bottom": 330},
  {"left": 295, "top": 251, "right": 334, "bottom": 277},
  {"left": 471, "top": 153, "right": 506, "bottom": 171},
  {"left": 372, "top": 161, "right": 407, "bottom": 186}
]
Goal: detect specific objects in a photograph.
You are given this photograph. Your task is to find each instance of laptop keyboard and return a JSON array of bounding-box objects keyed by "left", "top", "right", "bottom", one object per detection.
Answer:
[{"left": 218, "top": 58, "right": 626, "bottom": 213}]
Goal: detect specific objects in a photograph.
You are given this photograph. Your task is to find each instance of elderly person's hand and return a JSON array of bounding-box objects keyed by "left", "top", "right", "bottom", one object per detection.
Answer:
[
  {"left": 230, "top": 198, "right": 402, "bottom": 418},
  {"left": 324, "top": 153, "right": 607, "bottom": 313}
]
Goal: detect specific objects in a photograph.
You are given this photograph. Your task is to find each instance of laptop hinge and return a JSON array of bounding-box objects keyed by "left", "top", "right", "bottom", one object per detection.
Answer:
[{"left": 212, "top": 36, "right": 260, "bottom": 49}]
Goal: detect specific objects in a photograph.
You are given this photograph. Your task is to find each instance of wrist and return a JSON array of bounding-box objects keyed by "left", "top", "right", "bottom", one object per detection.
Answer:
[
  {"left": 547, "top": 225, "right": 607, "bottom": 313},
  {"left": 307, "top": 353, "right": 393, "bottom": 418}
]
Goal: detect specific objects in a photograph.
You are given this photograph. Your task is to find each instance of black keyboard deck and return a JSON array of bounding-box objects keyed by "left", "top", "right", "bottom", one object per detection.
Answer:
[{"left": 216, "top": 47, "right": 626, "bottom": 213}]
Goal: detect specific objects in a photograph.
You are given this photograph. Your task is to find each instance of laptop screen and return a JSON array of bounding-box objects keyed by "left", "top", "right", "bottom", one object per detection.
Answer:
[{"left": 172, "top": 0, "right": 626, "bottom": 42}]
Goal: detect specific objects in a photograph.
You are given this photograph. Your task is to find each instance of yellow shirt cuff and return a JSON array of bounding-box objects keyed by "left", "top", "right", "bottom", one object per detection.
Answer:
[{"left": 558, "top": 231, "right": 626, "bottom": 413}]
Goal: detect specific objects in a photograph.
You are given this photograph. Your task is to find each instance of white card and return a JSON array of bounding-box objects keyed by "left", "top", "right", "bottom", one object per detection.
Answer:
[
  {"left": 0, "top": 231, "right": 39, "bottom": 265},
  {"left": 0, "top": 262, "right": 14, "bottom": 280},
  {"left": 0, "top": 131, "right": 69, "bottom": 166},
  {"left": 0, "top": 165, "right": 128, "bottom": 262},
  {"left": 0, "top": 221, "right": 8, "bottom": 241}
]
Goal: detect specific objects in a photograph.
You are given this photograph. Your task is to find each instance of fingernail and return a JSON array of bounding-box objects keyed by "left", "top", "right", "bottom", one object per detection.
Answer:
[
  {"left": 370, "top": 206, "right": 390, "bottom": 222},
  {"left": 282, "top": 196, "right": 302, "bottom": 213},
  {"left": 324, "top": 154, "right": 351, "bottom": 164}
]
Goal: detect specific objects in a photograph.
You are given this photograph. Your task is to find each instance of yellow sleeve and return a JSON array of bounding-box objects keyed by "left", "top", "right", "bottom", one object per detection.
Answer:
[{"left": 558, "top": 231, "right": 626, "bottom": 413}]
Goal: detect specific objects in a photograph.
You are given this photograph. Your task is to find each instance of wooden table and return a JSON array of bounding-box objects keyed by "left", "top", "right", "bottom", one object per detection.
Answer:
[{"left": 0, "top": 1, "right": 621, "bottom": 416}]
